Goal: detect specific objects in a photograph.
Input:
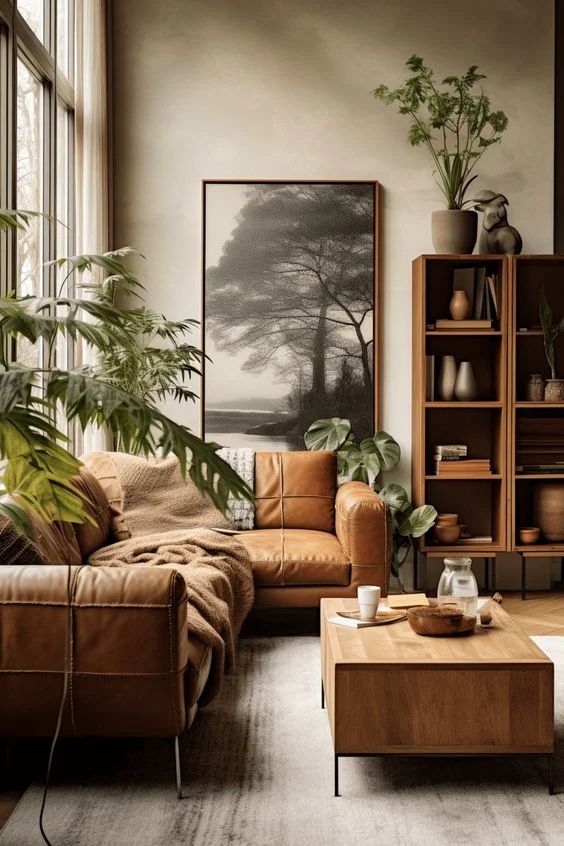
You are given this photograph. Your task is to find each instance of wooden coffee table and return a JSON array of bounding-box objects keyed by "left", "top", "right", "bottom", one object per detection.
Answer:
[{"left": 320, "top": 598, "right": 555, "bottom": 796}]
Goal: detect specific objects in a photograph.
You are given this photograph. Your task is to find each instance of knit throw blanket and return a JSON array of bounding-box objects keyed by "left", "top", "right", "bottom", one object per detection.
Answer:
[
  {"left": 217, "top": 447, "right": 255, "bottom": 530},
  {"left": 86, "top": 453, "right": 254, "bottom": 703},
  {"left": 89, "top": 528, "right": 253, "bottom": 704}
]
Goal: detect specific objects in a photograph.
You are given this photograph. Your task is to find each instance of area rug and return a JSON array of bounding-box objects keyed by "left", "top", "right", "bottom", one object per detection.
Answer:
[{"left": 2, "top": 636, "right": 564, "bottom": 846}]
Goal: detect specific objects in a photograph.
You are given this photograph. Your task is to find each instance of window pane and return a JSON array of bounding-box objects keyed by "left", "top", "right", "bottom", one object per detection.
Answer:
[
  {"left": 57, "top": 0, "right": 71, "bottom": 77},
  {"left": 16, "top": 59, "right": 43, "bottom": 368},
  {"left": 17, "top": 0, "right": 44, "bottom": 44}
]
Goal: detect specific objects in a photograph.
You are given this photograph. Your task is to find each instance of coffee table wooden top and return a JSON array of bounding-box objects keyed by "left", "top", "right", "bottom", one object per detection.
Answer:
[{"left": 321, "top": 598, "right": 552, "bottom": 667}]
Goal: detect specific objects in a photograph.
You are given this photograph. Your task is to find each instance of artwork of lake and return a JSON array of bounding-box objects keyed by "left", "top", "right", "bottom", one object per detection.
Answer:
[{"left": 203, "top": 182, "right": 378, "bottom": 450}]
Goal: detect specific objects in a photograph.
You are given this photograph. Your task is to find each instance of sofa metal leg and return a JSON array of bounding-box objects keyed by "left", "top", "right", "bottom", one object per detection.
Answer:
[
  {"left": 174, "top": 736, "right": 183, "bottom": 799},
  {"left": 321, "top": 679, "right": 325, "bottom": 710}
]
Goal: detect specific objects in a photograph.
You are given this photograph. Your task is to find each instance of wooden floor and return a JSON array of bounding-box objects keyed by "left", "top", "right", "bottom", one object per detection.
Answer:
[{"left": 1, "top": 590, "right": 564, "bottom": 833}]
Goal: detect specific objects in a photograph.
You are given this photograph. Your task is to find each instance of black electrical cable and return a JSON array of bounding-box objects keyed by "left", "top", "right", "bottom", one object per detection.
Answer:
[{"left": 38, "top": 564, "right": 85, "bottom": 846}]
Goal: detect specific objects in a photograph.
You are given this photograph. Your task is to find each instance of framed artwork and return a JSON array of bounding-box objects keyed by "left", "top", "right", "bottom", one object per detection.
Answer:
[{"left": 202, "top": 180, "right": 380, "bottom": 450}]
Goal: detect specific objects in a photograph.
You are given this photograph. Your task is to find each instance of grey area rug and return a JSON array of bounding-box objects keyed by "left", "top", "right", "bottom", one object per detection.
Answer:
[{"left": 2, "top": 635, "right": 564, "bottom": 846}]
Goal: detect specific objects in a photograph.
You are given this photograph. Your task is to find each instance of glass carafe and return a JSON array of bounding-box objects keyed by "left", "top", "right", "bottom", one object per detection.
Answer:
[{"left": 437, "top": 557, "right": 478, "bottom": 617}]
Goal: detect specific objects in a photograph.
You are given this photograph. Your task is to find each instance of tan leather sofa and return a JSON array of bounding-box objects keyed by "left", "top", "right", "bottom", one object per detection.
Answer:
[{"left": 0, "top": 450, "right": 390, "bottom": 747}]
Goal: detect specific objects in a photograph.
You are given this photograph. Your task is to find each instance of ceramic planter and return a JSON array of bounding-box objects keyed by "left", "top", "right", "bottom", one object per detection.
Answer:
[
  {"left": 544, "top": 379, "right": 564, "bottom": 402},
  {"left": 431, "top": 210, "right": 477, "bottom": 255},
  {"left": 534, "top": 482, "right": 564, "bottom": 542}
]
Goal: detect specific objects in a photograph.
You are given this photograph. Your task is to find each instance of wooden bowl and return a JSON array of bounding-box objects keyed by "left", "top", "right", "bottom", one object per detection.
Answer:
[
  {"left": 436, "top": 513, "right": 459, "bottom": 526},
  {"left": 407, "top": 605, "right": 476, "bottom": 637},
  {"left": 433, "top": 524, "right": 462, "bottom": 544},
  {"left": 519, "top": 526, "right": 540, "bottom": 544}
]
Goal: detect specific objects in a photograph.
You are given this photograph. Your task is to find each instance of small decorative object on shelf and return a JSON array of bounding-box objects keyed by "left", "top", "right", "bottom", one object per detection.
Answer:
[
  {"left": 449, "top": 289, "right": 471, "bottom": 320},
  {"left": 472, "top": 190, "right": 522, "bottom": 254},
  {"left": 533, "top": 483, "right": 564, "bottom": 542},
  {"left": 539, "top": 285, "right": 564, "bottom": 401},
  {"left": 438, "top": 355, "right": 458, "bottom": 401},
  {"left": 454, "top": 360, "right": 479, "bottom": 401},
  {"left": 434, "top": 524, "right": 462, "bottom": 544},
  {"left": 519, "top": 527, "right": 540, "bottom": 545},
  {"left": 437, "top": 557, "right": 479, "bottom": 617},
  {"left": 526, "top": 373, "right": 545, "bottom": 402}
]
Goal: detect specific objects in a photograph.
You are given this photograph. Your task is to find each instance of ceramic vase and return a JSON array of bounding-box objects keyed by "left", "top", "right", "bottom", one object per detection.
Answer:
[
  {"left": 431, "top": 210, "right": 478, "bottom": 255},
  {"left": 454, "top": 361, "right": 478, "bottom": 401},
  {"left": 534, "top": 482, "right": 564, "bottom": 541},
  {"left": 438, "top": 355, "right": 458, "bottom": 401},
  {"left": 544, "top": 379, "right": 564, "bottom": 402},
  {"left": 449, "top": 290, "right": 471, "bottom": 320}
]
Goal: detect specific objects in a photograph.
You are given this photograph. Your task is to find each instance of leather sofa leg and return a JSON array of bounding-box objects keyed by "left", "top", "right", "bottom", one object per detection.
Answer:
[{"left": 174, "top": 736, "right": 183, "bottom": 800}]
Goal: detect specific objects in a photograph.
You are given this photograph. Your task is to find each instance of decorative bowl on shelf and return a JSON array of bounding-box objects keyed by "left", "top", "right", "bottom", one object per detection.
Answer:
[
  {"left": 519, "top": 526, "right": 540, "bottom": 545},
  {"left": 434, "top": 524, "right": 462, "bottom": 544},
  {"left": 407, "top": 605, "right": 476, "bottom": 637},
  {"left": 436, "top": 513, "right": 459, "bottom": 526}
]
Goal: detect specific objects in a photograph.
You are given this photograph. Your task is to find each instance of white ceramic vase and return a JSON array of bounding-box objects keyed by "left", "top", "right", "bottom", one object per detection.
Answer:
[
  {"left": 454, "top": 361, "right": 478, "bottom": 401},
  {"left": 438, "top": 355, "right": 458, "bottom": 401}
]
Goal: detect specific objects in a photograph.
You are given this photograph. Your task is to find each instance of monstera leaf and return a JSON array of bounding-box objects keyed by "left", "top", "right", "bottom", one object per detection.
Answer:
[
  {"left": 304, "top": 417, "right": 351, "bottom": 452},
  {"left": 398, "top": 505, "right": 438, "bottom": 538},
  {"left": 378, "top": 483, "right": 410, "bottom": 513}
]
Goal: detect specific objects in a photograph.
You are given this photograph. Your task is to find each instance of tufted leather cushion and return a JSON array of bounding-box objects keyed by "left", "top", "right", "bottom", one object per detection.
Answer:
[
  {"left": 254, "top": 451, "right": 336, "bottom": 532},
  {"left": 239, "top": 528, "right": 349, "bottom": 586}
]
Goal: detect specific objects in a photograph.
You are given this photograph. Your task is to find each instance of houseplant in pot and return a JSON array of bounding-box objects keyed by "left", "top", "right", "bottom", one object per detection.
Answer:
[
  {"left": 539, "top": 285, "right": 564, "bottom": 401},
  {"left": 372, "top": 55, "right": 508, "bottom": 254},
  {"left": 304, "top": 417, "right": 437, "bottom": 585}
]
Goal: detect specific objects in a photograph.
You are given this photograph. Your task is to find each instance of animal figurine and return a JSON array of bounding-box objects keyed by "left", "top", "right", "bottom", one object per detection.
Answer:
[{"left": 472, "top": 190, "right": 523, "bottom": 254}]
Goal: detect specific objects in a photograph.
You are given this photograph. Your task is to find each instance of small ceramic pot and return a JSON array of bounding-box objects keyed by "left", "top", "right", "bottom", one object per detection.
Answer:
[
  {"left": 436, "top": 513, "right": 459, "bottom": 526},
  {"left": 431, "top": 210, "right": 478, "bottom": 255},
  {"left": 454, "top": 361, "right": 479, "bottom": 401},
  {"left": 526, "top": 374, "right": 545, "bottom": 402},
  {"left": 449, "top": 290, "right": 471, "bottom": 320},
  {"left": 434, "top": 524, "right": 462, "bottom": 544},
  {"left": 519, "top": 527, "right": 540, "bottom": 545},
  {"left": 544, "top": 379, "right": 564, "bottom": 402}
]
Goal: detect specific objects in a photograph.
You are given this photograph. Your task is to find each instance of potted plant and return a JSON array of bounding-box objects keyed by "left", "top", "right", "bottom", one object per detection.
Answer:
[
  {"left": 539, "top": 285, "right": 564, "bottom": 401},
  {"left": 0, "top": 210, "right": 252, "bottom": 528},
  {"left": 304, "top": 417, "right": 437, "bottom": 584},
  {"left": 372, "top": 56, "right": 508, "bottom": 254}
]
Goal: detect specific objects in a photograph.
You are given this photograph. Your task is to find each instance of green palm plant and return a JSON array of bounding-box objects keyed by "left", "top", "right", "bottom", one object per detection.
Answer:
[
  {"left": 0, "top": 210, "right": 252, "bottom": 530},
  {"left": 372, "top": 55, "right": 508, "bottom": 209}
]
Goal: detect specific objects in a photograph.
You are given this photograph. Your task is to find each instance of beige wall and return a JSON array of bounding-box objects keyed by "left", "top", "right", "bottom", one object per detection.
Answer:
[{"left": 112, "top": 0, "right": 555, "bottom": 587}]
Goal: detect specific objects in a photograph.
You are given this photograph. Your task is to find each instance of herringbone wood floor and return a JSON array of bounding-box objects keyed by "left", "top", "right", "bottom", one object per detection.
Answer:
[{"left": 2, "top": 591, "right": 564, "bottom": 832}]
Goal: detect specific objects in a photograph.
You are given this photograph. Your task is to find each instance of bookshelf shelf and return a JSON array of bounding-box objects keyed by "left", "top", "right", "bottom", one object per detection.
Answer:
[{"left": 413, "top": 255, "right": 507, "bottom": 570}]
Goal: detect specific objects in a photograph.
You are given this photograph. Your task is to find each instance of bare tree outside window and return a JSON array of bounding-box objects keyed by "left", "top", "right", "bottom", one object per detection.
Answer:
[
  {"left": 17, "top": 0, "right": 44, "bottom": 43},
  {"left": 204, "top": 182, "right": 378, "bottom": 450}
]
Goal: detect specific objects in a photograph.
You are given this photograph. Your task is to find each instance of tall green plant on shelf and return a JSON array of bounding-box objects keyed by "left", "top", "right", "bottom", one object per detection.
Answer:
[
  {"left": 304, "top": 417, "right": 437, "bottom": 579},
  {"left": 372, "top": 55, "right": 508, "bottom": 209},
  {"left": 539, "top": 285, "right": 564, "bottom": 380},
  {"left": 0, "top": 210, "right": 252, "bottom": 530}
]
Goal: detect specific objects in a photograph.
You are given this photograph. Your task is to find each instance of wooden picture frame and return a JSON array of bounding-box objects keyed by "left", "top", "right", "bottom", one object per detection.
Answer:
[{"left": 202, "top": 180, "right": 380, "bottom": 449}]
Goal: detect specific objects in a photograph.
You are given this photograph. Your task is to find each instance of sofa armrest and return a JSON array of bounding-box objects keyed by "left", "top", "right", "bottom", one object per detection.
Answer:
[
  {"left": 0, "top": 565, "right": 189, "bottom": 738},
  {"left": 335, "top": 482, "right": 392, "bottom": 595}
]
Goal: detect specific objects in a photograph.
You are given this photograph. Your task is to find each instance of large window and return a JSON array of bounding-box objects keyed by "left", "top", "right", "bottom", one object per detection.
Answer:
[{"left": 0, "top": 0, "right": 76, "bottom": 365}]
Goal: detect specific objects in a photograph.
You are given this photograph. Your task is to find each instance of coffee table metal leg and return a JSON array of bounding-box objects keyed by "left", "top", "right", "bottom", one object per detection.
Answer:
[
  {"left": 321, "top": 679, "right": 325, "bottom": 710},
  {"left": 334, "top": 754, "right": 340, "bottom": 797},
  {"left": 548, "top": 754, "right": 555, "bottom": 795}
]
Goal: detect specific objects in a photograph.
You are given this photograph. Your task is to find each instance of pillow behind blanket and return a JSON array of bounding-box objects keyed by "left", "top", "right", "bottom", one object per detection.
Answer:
[{"left": 81, "top": 451, "right": 234, "bottom": 539}]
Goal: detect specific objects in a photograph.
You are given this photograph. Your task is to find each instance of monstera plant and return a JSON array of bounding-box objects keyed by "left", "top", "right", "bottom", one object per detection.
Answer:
[{"left": 305, "top": 418, "right": 437, "bottom": 579}]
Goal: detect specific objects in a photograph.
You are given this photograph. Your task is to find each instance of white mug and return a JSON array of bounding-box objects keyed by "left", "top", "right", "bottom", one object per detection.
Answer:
[{"left": 357, "top": 585, "right": 381, "bottom": 620}]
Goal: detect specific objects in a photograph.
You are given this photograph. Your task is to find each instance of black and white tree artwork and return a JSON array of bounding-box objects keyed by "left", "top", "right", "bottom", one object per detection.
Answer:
[{"left": 203, "top": 182, "right": 378, "bottom": 450}]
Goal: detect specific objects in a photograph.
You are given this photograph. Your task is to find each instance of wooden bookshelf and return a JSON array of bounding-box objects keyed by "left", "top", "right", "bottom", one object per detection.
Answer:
[
  {"left": 412, "top": 255, "right": 508, "bottom": 558},
  {"left": 413, "top": 253, "right": 564, "bottom": 595},
  {"left": 509, "top": 255, "right": 564, "bottom": 557}
]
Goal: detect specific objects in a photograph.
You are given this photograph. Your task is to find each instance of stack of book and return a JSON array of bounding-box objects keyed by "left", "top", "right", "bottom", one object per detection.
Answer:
[
  {"left": 432, "top": 266, "right": 499, "bottom": 330},
  {"left": 434, "top": 445, "right": 492, "bottom": 476}
]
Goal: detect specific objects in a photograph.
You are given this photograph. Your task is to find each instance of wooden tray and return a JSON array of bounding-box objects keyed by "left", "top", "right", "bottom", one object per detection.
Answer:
[{"left": 337, "top": 610, "right": 407, "bottom": 625}]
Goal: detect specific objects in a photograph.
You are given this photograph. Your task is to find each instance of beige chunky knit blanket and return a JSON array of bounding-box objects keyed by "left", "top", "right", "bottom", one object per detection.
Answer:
[{"left": 85, "top": 453, "right": 254, "bottom": 703}]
